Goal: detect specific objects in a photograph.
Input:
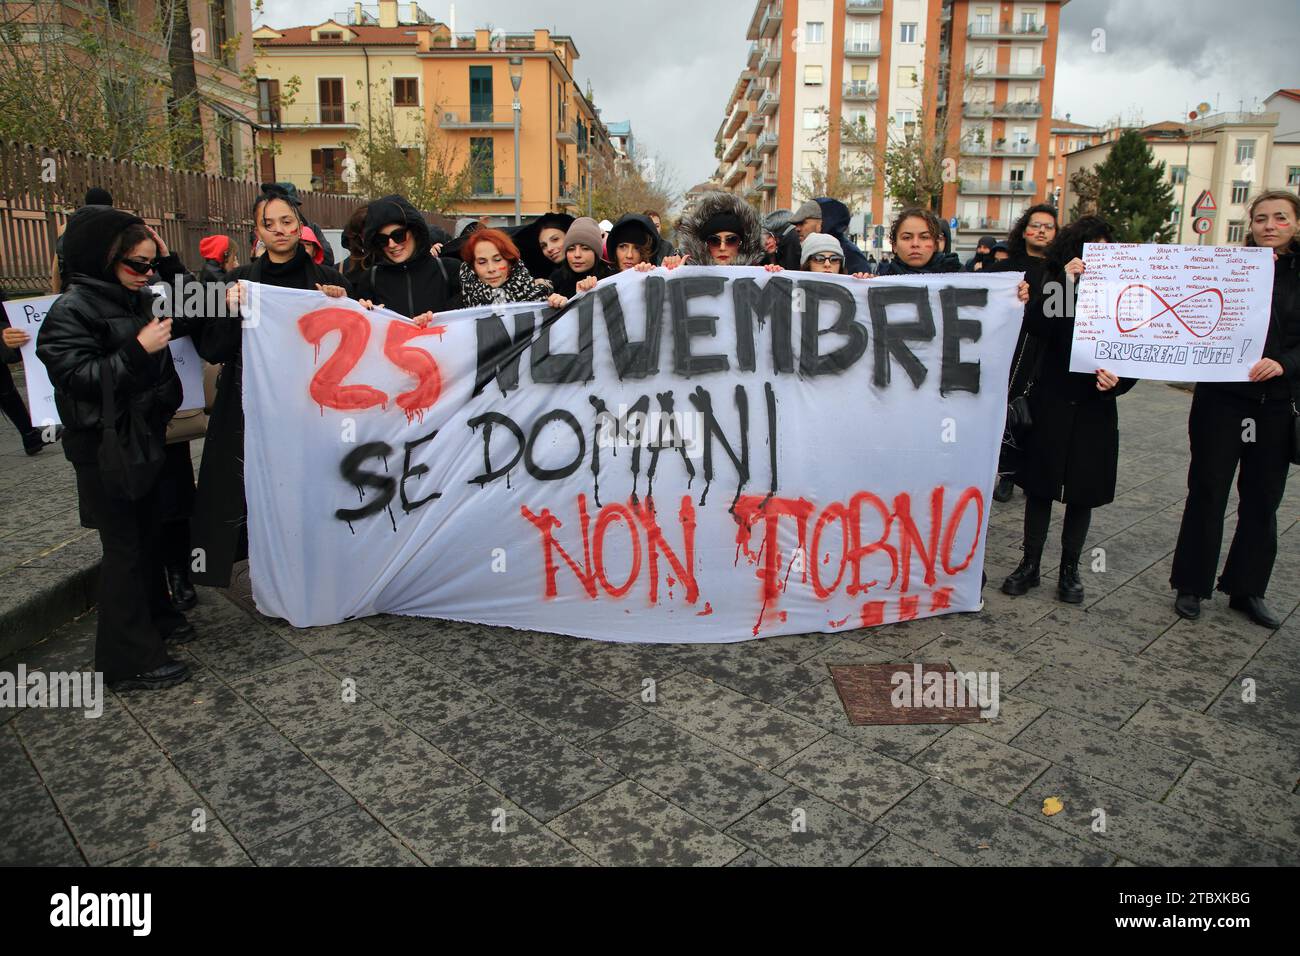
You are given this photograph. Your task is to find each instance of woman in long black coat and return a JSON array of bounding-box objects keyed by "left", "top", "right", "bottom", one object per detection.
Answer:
[
  {"left": 1002, "top": 216, "right": 1136, "bottom": 604},
  {"left": 36, "top": 206, "right": 197, "bottom": 690},
  {"left": 190, "top": 190, "right": 352, "bottom": 589}
]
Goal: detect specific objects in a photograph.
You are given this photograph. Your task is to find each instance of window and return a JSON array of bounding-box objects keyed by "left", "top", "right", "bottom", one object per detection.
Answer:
[
  {"left": 1170, "top": 165, "right": 1187, "bottom": 185},
  {"left": 317, "top": 31, "right": 342, "bottom": 41},
  {"left": 801, "top": 150, "right": 820, "bottom": 170},
  {"left": 393, "top": 77, "right": 419, "bottom": 107},
  {"left": 469, "top": 66, "right": 493, "bottom": 122},
  {"left": 895, "top": 109, "right": 915, "bottom": 128},
  {"left": 805, "top": 22, "right": 824, "bottom": 43},
  {"left": 1288, "top": 166, "right": 1300, "bottom": 186},
  {"left": 975, "top": 9, "right": 992, "bottom": 31},
  {"left": 469, "top": 137, "right": 494, "bottom": 194},
  {"left": 209, "top": 1, "right": 231, "bottom": 64},
  {"left": 804, "top": 65, "right": 823, "bottom": 85},
  {"left": 1009, "top": 167, "right": 1026, "bottom": 185},
  {"left": 899, "top": 22, "right": 917, "bottom": 43},
  {"left": 1235, "top": 139, "right": 1255, "bottom": 163},
  {"left": 1019, "top": 9, "right": 1039, "bottom": 31},
  {"left": 898, "top": 67, "right": 916, "bottom": 88},
  {"left": 1231, "top": 181, "right": 1249, "bottom": 204},
  {"left": 318, "top": 78, "right": 344, "bottom": 124},
  {"left": 803, "top": 108, "right": 821, "bottom": 130},
  {"left": 1227, "top": 221, "right": 1245, "bottom": 243},
  {"left": 558, "top": 157, "right": 567, "bottom": 196},
  {"left": 310, "top": 147, "right": 345, "bottom": 191},
  {"left": 257, "top": 78, "right": 281, "bottom": 125}
]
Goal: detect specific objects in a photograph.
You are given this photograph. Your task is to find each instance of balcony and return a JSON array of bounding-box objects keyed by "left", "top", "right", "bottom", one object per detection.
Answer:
[
  {"left": 760, "top": 2, "right": 783, "bottom": 38},
  {"left": 758, "top": 89, "right": 780, "bottom": 114},
  {"left": 962, "top": 100, "right": 1043, "bottom": 119},
  {"left": 725, "top": 163, "right": 746, "bottom": 187},
  {"left": 967, "top": 21, "right": 1049, "bottom": 40},
  {"left": 843, "top": 81, "right": 879, "bottom": 102},
  {"left": 557, "top": 186, "right": 577, "bottom": 207},
  {"left": 556, "top": 121, "right": 577, "bottom": 145},
  {"left": 724, "top": 104, "right": 746, "bottom": 137},
  {"left": 744, "top": 148, "right": 762, "bottom": 167},
  {"left": 758, "top": 45, "right": 782, "bottom": 76},
  {"left": 966, "top": 64, "right": 1046, "bottom": 80},
  {"left": 960, "top": 140, "right": 1040, "bottom": 158},
  {"left": 440, "top": 107, "right": 513, "bottom": 130},
  {"left": 760, "top": 168, "right": 779, "bottom": 191},
  {"left": 844, "top": 39, "right": 881, "bottom": 58},
  {"left": 847, "top": 0, "right": 884, "bottom": 12},
  {"left": 757, "top": 130, "right": 779, "bottom": 154},
  {"left": 724, "top": 136, "right": 745, "bottom": 161},
  {"left": 745, "top": 78, "right": 762, "bottom": 102},
  {"left": 748, "top": 42, "right": 760, "bottom": 68},
  {"left": 957, "top": 216, "right": 1010, "bottom": 232},
  {"left": 747, "top": 110, "right": 766, "bottom": 133},
  {"left": 959, "top": 179, "right": 1037, "bottom": 196}
]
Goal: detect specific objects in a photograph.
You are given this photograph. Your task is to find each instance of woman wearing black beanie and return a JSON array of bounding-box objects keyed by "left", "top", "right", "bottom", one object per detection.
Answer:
[{"left": 36, "top": 206, "right": 197, "bottom": 690}]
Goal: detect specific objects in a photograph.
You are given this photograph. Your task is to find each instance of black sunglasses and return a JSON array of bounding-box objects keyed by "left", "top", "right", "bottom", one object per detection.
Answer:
[
  {"left": 808, "top": 254, "right": 843, "bottom": 265},
  {"left": 706, "top": 234, "right": 740, "bottom": 249},
  {"left": 119, "top": 257, "right": 161, "bottom": 276},
  {"left": 374, "top": 227, "right": 410, "bottom": 249}
]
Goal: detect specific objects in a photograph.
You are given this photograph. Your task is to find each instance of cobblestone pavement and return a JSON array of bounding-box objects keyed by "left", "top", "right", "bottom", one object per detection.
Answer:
[{"left": 2, "top": 380, "right": 1297, "bottom": 866}]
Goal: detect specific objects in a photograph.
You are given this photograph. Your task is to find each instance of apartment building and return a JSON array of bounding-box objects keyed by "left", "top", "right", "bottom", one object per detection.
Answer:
[
  {"left": 1061, "top": 109, "right": 1300, "bottom": 246},
  {"left": 253, "top": 0, "right": 614, "bottom": 218},
  {"left": 714, "top": 0, "right": 1067, "bottom": 253},
  {"left": 1044, "top": 115, "right": 1104, "bottom": 205}
]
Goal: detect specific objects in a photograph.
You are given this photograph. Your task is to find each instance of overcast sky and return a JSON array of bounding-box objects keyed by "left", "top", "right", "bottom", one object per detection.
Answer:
[{"left": 259, "top": 0, "right": 1299, "bottom": 196}]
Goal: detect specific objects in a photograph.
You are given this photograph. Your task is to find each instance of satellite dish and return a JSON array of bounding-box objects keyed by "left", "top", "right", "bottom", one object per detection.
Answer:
[
  {"left": 1188, "top": 111, "right": 1198, "bottom": 120},
  {"left": 1252, "top": 103, "right": 1266, "bottom": 114},
  {"left": 1196, "top": 101, "right": 1211, "bottom": 115}
]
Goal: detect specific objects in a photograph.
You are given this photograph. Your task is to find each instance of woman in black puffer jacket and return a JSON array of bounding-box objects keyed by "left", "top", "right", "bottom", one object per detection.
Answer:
[
  {"left": 353, "top": 194, "right": 462, "bottom": 319},
  {"left": 36, "top": 206, "right": 197, "bottom": 691},
  {"left": 874, "top": 208, "right": 962, "bottom": 276}
]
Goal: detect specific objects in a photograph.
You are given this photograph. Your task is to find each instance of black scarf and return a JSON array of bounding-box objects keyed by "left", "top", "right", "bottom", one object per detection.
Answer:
[{"left": 458, "top": 261, "right": 545, "bottom": 307}]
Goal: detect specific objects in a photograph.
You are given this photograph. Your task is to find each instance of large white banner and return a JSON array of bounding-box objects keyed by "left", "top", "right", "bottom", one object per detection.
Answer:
[
  {"left": 242, "top": 268, "right": 1024, "bottom": 643},
  {"left": 4, "top": 293, "right": 205, "bottom": 426},
  {"left": 1069, "top": 242, "right": 1274, "bottom": 381}
]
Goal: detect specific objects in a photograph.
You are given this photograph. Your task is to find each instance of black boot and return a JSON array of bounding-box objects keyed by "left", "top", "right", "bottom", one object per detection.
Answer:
[
  {"left": 1229, "top": 595, "right": 1281, "bottom": 629},
  {"left": 993, "top": 476, "right": 1015, "bottom": 503},
  {"left": 1001, "top": 550, "right": 1041, "bottom": 596},
  {"left": 21, "top": 428, "right": 44, "bottom": 456},
  {"left": 1174, "top": 592, "right": 1201, "bottom": 620},
  {"left": 107, "top": 659, "right": 191, "bottom": 692},
  {"left": 1058, "top": 554, "right": 1084, "bottom": 604},
  {"left": 167, "top": 567, "right": 197, "bottom": 612}
]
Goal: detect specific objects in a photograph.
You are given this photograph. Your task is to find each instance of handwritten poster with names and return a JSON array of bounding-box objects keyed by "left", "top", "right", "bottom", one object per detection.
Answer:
[{"left": 1069, "top": 243, "right": 1275, "bottom": 382}]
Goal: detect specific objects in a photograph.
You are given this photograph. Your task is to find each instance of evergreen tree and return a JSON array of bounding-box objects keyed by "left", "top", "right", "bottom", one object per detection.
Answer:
[{"left": 1095, "top": 129, "right": 1176, "bottom": 242}]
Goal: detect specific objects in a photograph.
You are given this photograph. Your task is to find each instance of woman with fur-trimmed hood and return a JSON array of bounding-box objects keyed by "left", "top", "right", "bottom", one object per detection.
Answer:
[{"left": 666, "top": 190, "right": 766, "bottom": 267}]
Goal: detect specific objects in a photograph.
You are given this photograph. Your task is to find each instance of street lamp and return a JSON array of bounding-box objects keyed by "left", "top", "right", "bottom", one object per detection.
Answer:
[{"left": 510, "top": 56, "right": 523, "bottom": 225}]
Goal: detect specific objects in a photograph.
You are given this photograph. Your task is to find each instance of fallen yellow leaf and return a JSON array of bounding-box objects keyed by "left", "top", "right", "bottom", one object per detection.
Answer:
[{"left": 1042, "top": 796, "right": 1064, "bottom": 816}]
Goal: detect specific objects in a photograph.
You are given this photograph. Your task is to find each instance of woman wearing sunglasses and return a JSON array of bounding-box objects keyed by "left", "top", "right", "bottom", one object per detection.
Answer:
[
  {"left": 799, "top": 232, "right": 875, "bottom": 278},
  {"left": 36, "top": 206, "right": 201, "bottom": 691},
  {"left": 353, "top": 194, "right": 460, "bottom": 325},
  {"left": 189, "top": 189, "right": 352, "bottom": 593},
  {"left": 663, "top": 191, "right": 766, "bottom": 269}
]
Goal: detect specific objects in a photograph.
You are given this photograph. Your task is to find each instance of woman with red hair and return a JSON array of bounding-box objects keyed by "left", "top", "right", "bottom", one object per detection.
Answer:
[{"left": 458, "top": 228, "right": 548, "bottom": 306}]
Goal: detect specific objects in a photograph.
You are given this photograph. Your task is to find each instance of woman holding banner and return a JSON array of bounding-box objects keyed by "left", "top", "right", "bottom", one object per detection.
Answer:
[
  {"left": 36, "top": 206, "right": 198, "bottom": 690},
  {"left": 458, "top": 229, "right": 549, "bottom": 306},
  {"left": 1001, "top": 216, "right": 1135, "bottom": 605},
  {"left": 191, "top": 189, "right": 352, "bottom": 590},
  {"left": 1170, "top": 190, "right": 1300, "bottom": 628},
  {"left": 874, "top": 209, "right": 961, "bottom": 276},
  {"left": 353, "top": 195, "right": 460, "bottom": 322}
]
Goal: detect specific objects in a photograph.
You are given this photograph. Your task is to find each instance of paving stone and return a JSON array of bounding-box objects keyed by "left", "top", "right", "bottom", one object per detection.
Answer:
[
  {"left": 1010, "top": 709, "right": 1189, "bottom": 800},
  {"left": 774, "top": 732, "right": 927, "bottom": 821},
  {"left": 725, "top": 849, "right": 777, "bottom": 866},
  {"left": 651, "top": 672, "right": 825, "bottom": 768},
  {"left": 486, "top": 662, "right": 645, "bottom": 742},
  {"left": 395, "top": 785, "right": 592, "bottom": 866},
  {"left": 852, "top": 834, "right": 959, "bottom": 867},
  {"left": 433, "top": 703, "right": 623, "bottom": 822},
  {"left": 231, "top": 658, "right": 373, "bottom": 737},
  {"left": 1162, "top": 761, "right": 1300, "bottom": 855},
  {"left": 876, "top": 778, "right": 1115, "bottom": 866},
  {"left": 908, "top": 727, "right": 1051, "bottom": 803},
  {"left": 0, "top": 776, "right": 83, "bottom": 865},
  {"left": 1206, "top": 659, "right": 1300, "bottom": 742},
  {"left": 1141, "top": 616, "right": 1271, "bottom": 679},
  {"left": 1012, "top": 663, "right": 1151, "bottom": 730},
  {"left": 183, "top": 601, "right": 304, "bottom": 680},
  {"left": 777, "top": 678, "right": 952, "bottom": 761},
  {"left": 288, "top": 707, "right": 477, "bottom": 823},
  {"left": 1121, "top": 699, "right": 1299, "bottom": 792},
  {"left": 110, "top": 821, "right": 253, "bottom": 867},
  {"left": 550, "top": 780, "right": 743, "bottom": 866},
  {"left": 910, "top": 633, "right": 1043, "bottom": 690},
  {"left": 1011, "top": 765, "right": 1292, "bottom": 866},
  {"left": 586, "top": 715, "right": 787, "bottom": 829},
  {"left": 962, "top": 693, "right": 1047, "bottom": 744},
  {"left": 116, "top": 666, "right": 264, "bottom": 754},
  {"left": 681, "top": 647, "right": 829, "bottom": 705},
  {"left": 1249, "top": 626, "right": 1300, "bottom": 675},
  {"left": 14, "top": 697, "right": 160, "bottom": 791},
  {"left": 725, "top": 786, "right": 884, "bottom": 866},
  {"left": 251, "top": 806, "right": 423, "bottom": 866},
  {"left": 508, "top": 631, "right": 686, "bottom": 697},
  {"left": 170, "top": 722, "right": 353, "bottom": 846}
]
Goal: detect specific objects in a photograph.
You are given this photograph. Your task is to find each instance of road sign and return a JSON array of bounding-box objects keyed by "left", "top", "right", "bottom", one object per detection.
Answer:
[
  {"left": 949, "top": 217, "right": 959, "bottom": 230},
  {"left": 1192, "top": 216, "right": 1213, "bottom": 235},
  {"left": 1193, "top": 190, "right": 1217, "bottom": 214}
]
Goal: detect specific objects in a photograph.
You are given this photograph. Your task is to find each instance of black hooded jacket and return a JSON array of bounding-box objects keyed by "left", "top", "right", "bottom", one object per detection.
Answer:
[
  {"left": 815, "top": 198, "right": 871, "bottom": 274},
  {"left": 510, "top": 212, "right": 575, "bottom": 280},
  {"left": 36, "top": 206, "right": 192, "bottom": 464},
  {"left": 677, "top": 190, "right": 765, "bottom": 266},
  {"left": 606, "top": 214, "right": 663, "bottom": 270},
  {"left": 351, "top": 195, "right": 461, "bottom": 317},
  {"left": 262, "top": 182, "right": 335, "bottom": 268},
  {"left": 550, "top": 257, "right": 615, "bottom": 297},
  {"left": 875, "top": 253, "right": 962, "bottom": 276}
]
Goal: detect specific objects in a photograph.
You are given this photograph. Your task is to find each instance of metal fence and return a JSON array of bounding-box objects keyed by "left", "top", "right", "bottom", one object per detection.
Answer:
[{"left": 0, "top": 142, "right": 362, "bottom": 295}]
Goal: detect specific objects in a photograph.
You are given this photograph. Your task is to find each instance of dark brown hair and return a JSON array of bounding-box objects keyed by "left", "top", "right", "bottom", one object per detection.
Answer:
[{"left": 889, "top": 206, "right": 943, "bottom": 247}]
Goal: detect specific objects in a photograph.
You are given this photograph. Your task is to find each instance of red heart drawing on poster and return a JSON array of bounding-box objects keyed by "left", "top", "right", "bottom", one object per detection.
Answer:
[{"left": 1112, "top": 284, "right": 1225, "bottom": 338}]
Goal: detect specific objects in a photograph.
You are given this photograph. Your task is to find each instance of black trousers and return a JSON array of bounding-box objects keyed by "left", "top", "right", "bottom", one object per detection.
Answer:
[
  {"left": 1171, "top": 388, "right": 1292, "bottom": 599},
  {"left": 1023, "top": 494, "right": 1092, "bottom": 559},
  {"left": 1, "top": 361, "right": 34, "bottom": 438},
  {"left": 75, "top": 463, "right": 187, "bottom": 683}
]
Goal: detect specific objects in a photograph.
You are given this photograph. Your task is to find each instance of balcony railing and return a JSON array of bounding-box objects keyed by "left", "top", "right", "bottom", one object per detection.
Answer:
[
  {"left": 959, "top": 179, "right": 1037, "bottom": 195},
  {"left": 965, "top": 64, "right": 1046, "bottom": 80},
  {"left": 747, "top": 110, "right": 766, "bottom": 132},
  {"left": 556, "top": 122, "right": 577, "bottom": 145},
  {"left": 748, "top": 42, "right": 760, "bottom": 68},
  {"left": 744, "top": 148, "right": 762, "bottom": 167},
  {"left": 760, "top": 2, "right": 783, "bottom": 38},
  {"left": 845, "top": 39, "right": 881, "bottom": 57},
  {"left": 758, "top": 89, "right": 780, "bottom": 114},
  {"left": 957, "top": 216, "right": 1010, "bottom": 232},
  {"left": 724, "top": 136, "right": 746, "bottom": 161},
  {"left": 440, "top": 106, "right": 514, "bottom": 129},
  {"left": 960, "top": 140, "right": 1040, "bottom": 157},
  {"left": 843, "top": 81, "right": 879, "bottom": 101},
  {"left": 967, "top": 22, "right": 1048, "bottom": 40},
  {"left": 759, "top": 45, "right": 782, "bottom": 75},
  {"left": 847, "top": 0, "right": 883, "bottom": 12},
  {"left": 962, "top": 100, "right": 1043, "bottom": 119},
  {"left": 757, "top": 131, "right": 779, "bottom": 153},
  {"left": 760, "top": 168, "right": 779, "bottom": 190}
]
